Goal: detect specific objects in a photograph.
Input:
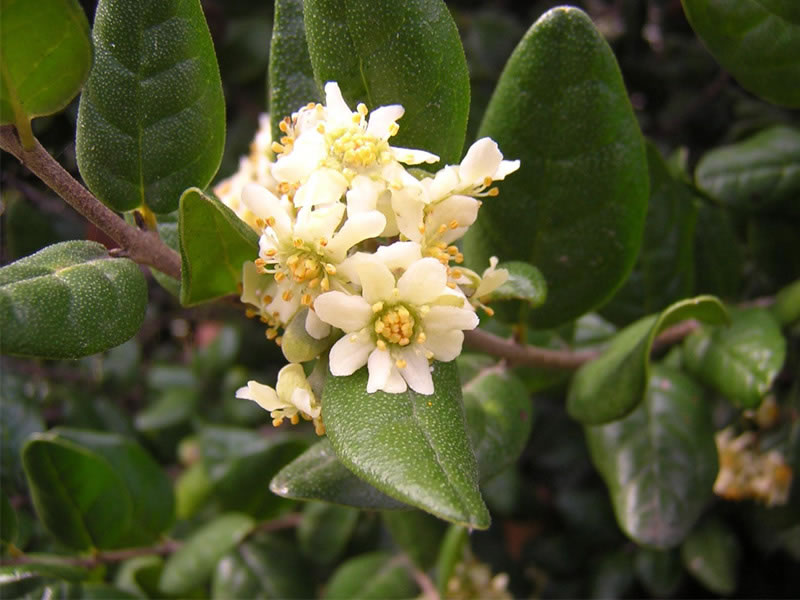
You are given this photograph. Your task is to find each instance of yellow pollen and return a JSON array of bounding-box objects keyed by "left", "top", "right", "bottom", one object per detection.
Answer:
[
  {"left": 357, "top": 103, "right": 368, "bottom": 116},
  {"left": 279, "top": 120, "right": 289, "bottom": 133},
  {"left": 376, "top": 340, "right": 387, "bottom": 350},
  {"left": 293, "top": 238, "right": 303, "bottom": 248},
  {"left": 483, "top": 176, "right": 493, "bottom": 186},
  {"left": 325, "top": 264, "right": 336, "bottom": 275},
  {"left": 290, "top": 414, "right": 300, "bottom": 425},
  {"left": 320, "top": 278, "right": 330, "bottom": 291},
  {"left": 319, "top": 237, "right": 328, "bottom": 247},
  {"left": 449, "top": 220, "right": 459, "bottom": 229},
  {"left": 308, "top": 278, "right": 320, "bottom": 289},
  {"left": 446, "top": 282, "right": 456, "bottom": 289},
  {"left": 282, "top": 290, "right": 293, "bottom": 301},
  {"left": 317, "top": 124, "right": 325, "bottom": 134},
  {"left": 271, "top": 142, "right": 284, "bottom": 154},
  {"left": 266, "top": 328, "right": 278, "bottom": 340},
  {"left": 256, "top": 218, "right": 265, "bottom": 228},
  {"left": 396, "top": 359, "right": 407, "bottom": 369},
  {"left": 245, "top": 308, "right": 257, "bottom": 319},
  {"left": 417, "top": 332, "right": 426, "bottom": 343},
  {"left": 488, "top": 187, "right": 499, "bottom": 197},
  {"left": 265, "top": 248, "right": 277, "bottom": 257},
  {"left": 438, "top": 224, "right": 448, "bottom": 234},
  {"left": 262, "top": 294, "right": 273, "bottom": 304},
  {"left": 374, "top": 306, "right": 415, "bottom": 347},
  {"left": 372, "top": 301, "right": 384, "bottom": 313},
  {"left": 388, "top": 123, "right": 399, "bottom": 136},
  {"left": 275, "top": 336, "right": 282, "bottom": 346},
  {"left": 301, "top": 294, "right": 313, "bottom": 306},
  {"left": 254, "top": 258, "right": 266, "bottom": 267},
  {"left": 275, "top": 271, "right": 286, "bottom": 281},
  {"left": 266, "top": 216, "right": 276, "bottom": 227},
  {"left": 451, "top": 269, "right": 462, "bottom": 278},
  {"left": 418, "top": 224, "right": 426, "bottom": 234},
  {"left": 484, "top": 306, "right": 495, "bottom": 316},
  {"left": 272, "top": 417, "right": 283, "bottom": 427}
]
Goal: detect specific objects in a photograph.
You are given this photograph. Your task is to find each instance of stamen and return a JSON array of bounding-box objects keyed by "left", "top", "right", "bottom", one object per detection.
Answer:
[
  {"left": 396, "top": 359, "right": 407, "bottom": 369},
  {"left": 488, "top": 188, "right": 499, "bottom": 197}
]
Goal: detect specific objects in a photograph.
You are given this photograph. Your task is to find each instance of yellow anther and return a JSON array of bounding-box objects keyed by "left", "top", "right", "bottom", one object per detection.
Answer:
[
  {"left": 245, "top": 308, "right": 257, "bottom": 319},
  {"left": 279, "top": 120, "right": 289, "bottom": 133},
  {"left": 266, "top": 216, "right": 276, "bottom": 226},
  {"left": 396, "top": 359, "right": 407, "bottom": 369},
  {"left": 282, "top": 289, "right": 293, "bottom": 302},
  {"left": 319, "top": 237, "right": 328, "bottom": 247},
  {"left": 271, "top": 142, "right": 285, "bottom": 154},
  {"left": 357, "top": 103, "right": 369, "bottom": 116},
  {"left": 451, "top": 269, "right": 462, "bottom": 278},
  {"left": 293, "top": 238, "right": 304, "bottom": 248},
  {"left": 256, "top": 218, "right": 265, "bottom": 228},
  {"left": 488, "top": 187, "right": 500, "bottom": 197},
  {"left": 438, "top": 224, "right": 448, "bottom": 234},
  {"left": 455, "top": 254, "right": 464, "bottom": 264},
  {"left": 483, "top": 176, "right": 493, "bottom": 186},
  {"left": 275, "top": 271, "right": 286, "bottom": 281},
  {"left": 265, "top": 248, "right": 277, "bottom": 257},
  {"left": 372, "top": 301, "right": 384, "bottom": 313},
  {"left": 308, "top": 277, "right": 320, "bottom": 289},
  {"left": 449, "top": 219, "right": 459, "bottom": 229},
  {"left": 272, "top": 417, "right": 283, "bottom": 427},
  {"left": 259, "top": 316, "right": 269, "bottom": 324},
  {"left": 266, "top": 328, "right": 278, "bottom": 340},
  {"left": 483, "top": 306, "right": 495, "bottom": 316},
  {"left": 320, "top": 278, "right": 330, "bottom": 291},
  {"left": 290, "top": 414, "right": 300, "bottom": 425},
  {"left": 425, "top": 351, "right": 434, "bottom": 360},
  {"left": 262, "top": 294, "right": 273, "bottom": 304},
  {"left": 446, "top": 282, "right": 456, "bottom": 289},
  {"left": 388, "top": 123, "right": 399, "bottom": 136},
  {"left": 376, "top": 340, "right": 387, "bottom": 350},
  {"left": 417, "top": 332, "right": 426, "bottom": 343},
  {"left": 418, "top": 224, "right": 426, "bottom": 234},
  {"left": 325, "top": 264, "right": 336, "bottom": 275},
  {"left": 447, "top": 246, "right": 458, "bottom": 256},
  {"left": 254, "top": 258, "right": 266, "bottom": 267},
  {"left": 301, "top": 294, "right": 313, "bottom": 306},
  {"left": 317, "top": 123, "right": 325, "bottom": 134},
  {"left": 374, "top": 321, "right": 385, "bottom": 333}
]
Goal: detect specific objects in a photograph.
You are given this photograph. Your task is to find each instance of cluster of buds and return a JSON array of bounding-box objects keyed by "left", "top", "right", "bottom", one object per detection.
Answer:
[
  {"left": 218, "top": 82, "right": 518, "bottom": 429},
  {"left": 445, "top": 555, "right": 513, "bottom": 600}
]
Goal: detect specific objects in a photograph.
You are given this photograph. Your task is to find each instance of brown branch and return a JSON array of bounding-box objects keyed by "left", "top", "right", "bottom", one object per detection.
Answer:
[{"left": 0, "top": 124, "right": 181, "bottom": 280}]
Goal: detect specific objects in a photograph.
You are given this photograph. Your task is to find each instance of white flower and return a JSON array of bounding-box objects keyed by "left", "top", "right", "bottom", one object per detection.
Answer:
[
  {"left": 449, "top": 257, "right": 509, "bottom": 315},
  {"left": 236, "top": 363, "right": 325, "bottom": 435},
  {"left": 313, "top": 256, "right": 479, "bottom": 395}
]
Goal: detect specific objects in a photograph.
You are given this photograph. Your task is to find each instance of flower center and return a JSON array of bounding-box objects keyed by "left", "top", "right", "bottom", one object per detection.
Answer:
[
  {"left": 286, "top": 252, "right": 321, "bottom": 283},
  {"left": 329, "top": 128, "right": 386, "bottom": 169},
  {"left": 373, "top": 304, "right": 416, "bottom": 347}
]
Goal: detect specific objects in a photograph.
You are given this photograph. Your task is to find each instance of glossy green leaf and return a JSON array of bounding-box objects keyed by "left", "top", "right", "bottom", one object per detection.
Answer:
[
  {"left": 0, "top": 0, "right": 91, "bottom": 147},
  {"left": 76, "top": 0, "right": 225, "bottom": 213},
  {"left": 303, "top": 0, "right": 470, "bottom": 164},
  {"left": 696, "top": 126, "right": 800, "bottom": 216},
  {"left": 22, "top": 434, "right": 132, "bottom": 550},
  {"left": 382, "top": 510, "right": 447, "bottom": 570},
  {"left": 683, "top": 308, "right": 786, "bottom": 409},
  {"left": 484, "top": 261, "right": 547, "bottom": 325},
  {"left": 269, "top": 0, "right": 322, "bottom": 140},
  {"left": 323, "top": 552, "right": 417, "bottom": 600},
  {"left": 568, "top": 296, "right": 728, "bottom": 425},
  {"left": 681, "top": 518, "right": 740, "bottom": 595},
  {"left": 323, "top": 361, "right": 489, "bottom": 529},
  {"left": 179, "top": 188, "right": 259, "bottom": 306},
  {"left": 586, "top": 366, "right": 718, "bottom": 549},
  {"left": 465, "top": 6, "right": 648, "bottom": 328},
  {"left": 0, "top": 241, "right": 147, "bottom": 359},
  {"left": 159, "top": 512, "right": 255, "bottom": 596},
  {"left": 298, "top": 502, "right": 360, "bottom": 565},
  {"left": 462, "top": 368, "right": 533, "bottom": 481},
  {"left": 435, "top": 525, "right": 469, "bottom": 598},
  {"left": 602, "top": 143, "right": 699, "bottom": 325},
  {"left": 681, "top": 0, "right": 800, "bottom": 107},
  {"left": 269, "top": 438, "right": 409, "bottom": 510}
]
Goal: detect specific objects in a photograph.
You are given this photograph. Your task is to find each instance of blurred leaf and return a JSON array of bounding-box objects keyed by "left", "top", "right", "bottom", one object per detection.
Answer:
[
  {"left": 219, "top": 17, "right": 272, "bottom": 84},
  {"left": 159, "top": 512, "right": 255, "bottom": 596},
  {"left": 1, "top": 490, "right": 17, "bottom": 544},
  {"left": 568, "top": 296, "right": 728, "bottom": 425},
  {"left": 80, "top": 583, "right": 140, "bottom": 599},
  {"left": 298, "top": 502, "right": 360, "bottom": 565},
  {"left": 0, "top": 0, "right": 91, "bottom": 146},
  {"left": 693, "top": 204, "right": 742, "bottom": 298},
  {"left": 748, "top": 215, "right": 800, "bottom": 289},
  {"left": 135, "top": 388, "right": 197, "bottom": 433},
  {"left": 303, "top": 0, "right": 470, "bottom": 164},
  {"left": 269, "top": 0, "right": 321, "bottom": 140},
  {"left": 76, "top": 0, "right": 225, "bottom": 213},
  {"left": 191, "top": 324, "right": 241, "bottom": 376},
  {"left": 323, "top": 551, "right": 417, "bottom": 600},
  {"left": 323, "top": 361, "right": 489, "bottom": 529},
  {"left": 681, "top": 517, "right": 740, "bottom": 596},
  {"left": 0, "top": 382, "right": 45, "bottom": 495},
  {"left": 281, "top": 307, "right": 336, "bottom": 363},
  {"left": 382, "top": 510, "right": 447, "bottom": 570},
  {"left": 463, "top": 368, "right": 533, "bottom": 481},
  {"left": 269, "top": 438, "right": 409, "bottom": 510},
  {"left": 466, "top": 6, "right": 648, "bottom": 328},
  {"left": 635, "top": 548, "right": 685, "bottom": 597},
  {"left": 435, "top": 525, "right": 469, "bottom": 598},
  {"left": 590, "top": 551, "right": 636, "bottom": 599},
  {"left": 0, "top": 241, "right": 147, "bottom": 359},
  {"left": 683, "top": 308, "right": 786, "bottom": 409},
  {"left": 0, "top": 557, "right": 89, "bottom": 594},
  {"left": 114, "top": 555, "right": 164, "bottom": 600},
  {"left": 681, "top": 1, "right": 800, "bottom": 107},
  {"left": 174, "top": 461, "right": 213, "bottom": 520},
  {"left": 179, "top": 188, "right": 259, "bottom": 306},
  {"left": 772, "top": 278, "right": 800, "bottom": 326},
  {"left": 586, "top": 366, "right": 718, "bottom": 549},
  {"left": 696, "top": 126, "right": 800, "bottom": 216}
]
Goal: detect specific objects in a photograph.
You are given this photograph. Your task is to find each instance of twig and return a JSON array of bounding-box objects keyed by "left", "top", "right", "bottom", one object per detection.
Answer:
[
  {"left": 464, "top": 328, "right": 599, "bottom": 369},
  {"left": 0, "top": 125, "right": 181, "bottom": 280},
  {"left": 0, "top": 539, "right": 181, "bottom": 569},
  {"left": 250, "top": 511, "right": 303, "bottom": 534},
  {"left": 394, "top": 554, "right": 439, "bottom": 600}
]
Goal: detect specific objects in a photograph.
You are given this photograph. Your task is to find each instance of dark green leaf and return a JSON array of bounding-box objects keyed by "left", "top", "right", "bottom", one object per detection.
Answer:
[
  {"left": 586, "top": 366, "right": 718, "bottom": 549},
  {"left": 179, "top": 188, "right": 259, "bottom": 306},
  {"left": 693, "top": 204, "right": 742, "bottom": 298},
  {"left": 269, "top": 0, "right": 321, "bottom": 140},
  {"left": 159, "top": 512, "right": 255, "bottom": 596},
  {"left": 323, "top": 361, "right": 489, "bottom": 529},
  {"left": 1, "top": 490, "right": 17, "bottom": 544},
  {"left": 114, "top": 556, "right": 164, "bottom": 600},
  {"left": 772, "top": 278, "right": 800, "bottom": 326},
  {"left": 0, "top": 0, "right": 91, "bottom": 147},
  {"left": 463, "top": 368, "right": 533, "bottom": 481},
  {"left": 76, "top": 0, "right": 225, "bottom": 212},
  {"left": 22, "top": 434, "right": 133, "bottom": 550},
  {"left": 323, "top": 552, "right": 417, "bottom": 600},
  {"left": 269, "top": 438, "right": 410, "bottom": 510},
  {"left": 0, "top": 557, "right": 89, "bottom": 586},
  {"left": 298, "top": 502, "right": 360, "bottom": 565},
  {"left": 635, "top": 548, "right": 685, "bottom": 598},
  {"left": 696, "top": 126, "right": 800, "bottom": 216},
  {"left": 590, "top": 551, "right": 636, "bottom": 599},
  {"left": 568, "top": 296, "right": 728, "bottom": 425},
  {"left": 681, "top": 0, "right": 800, "bottom": 107},
  {"left": 0, "top": 382, "right": 45, "bottom": 495},
  {"left": 748, "top": 214, "right": 800, "bottom": 288},
  {"left": 683, "top": 308, "right": 786, "bottom": 409},
  {"left": 435, "top": 525, "right": 469, "bottom": 598},
  {"left": 151, "top": 217, "right": 180, "bottom": 297},
  {"left": 303, "top": 0, "right": 470, "bottom": 164},
  {"left": 484, "top": 261, "right": 547, "bottom": 325},
  {"left": 80, "top": 583, "right": 140, "bottom": 599},
  {"left": 465, "top": 6, "right": 648, "bottom": 327},
  {"left": 0, "top": 241, "right": 147, "bottom": 359},
  {"left": 382, "top": 510, "right": 447, "bottom": 570},
  {"left": 681, "top": 517, "right": 740, "bottom": 596}
]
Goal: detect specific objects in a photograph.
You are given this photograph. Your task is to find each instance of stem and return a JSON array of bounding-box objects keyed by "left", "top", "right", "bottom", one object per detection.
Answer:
[{"left": 0, "top": 124, "right": 181, "bottom": 280}]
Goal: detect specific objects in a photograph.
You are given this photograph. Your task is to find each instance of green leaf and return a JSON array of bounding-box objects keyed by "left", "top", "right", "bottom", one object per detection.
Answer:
[
  {"left": 298, "top": 502, "right": 360, "bottom": 565},
  {"left": 0, "top": 241, "right": 147, "bottom": 359},
  {"left": 76, "top": 0, "right": 225, "bottom": 213},
  {"left": 681, "top": 518, "right": 740, "bottom": 596},
  {"left": 382, "top": 510, "right": 447, "bottom": 570},
  {"left": 695, "top": 125, "right": 800, "bottom": 216},
  {"left": 158, "top": 512, "right": 255, "bottom": 596},
  {"left": 434, "top": 525, "right": 469, "bottom": 598},
  {"left": 635, "top": 548, "right": 684, "bottom": 598},
  {"left": 80, "top": 583, "right": 140, "bottom": 599},
  {"left": 465, "top": 6, "right": 648, "bottom": 328},
  {"left": 0, "top": 0, "right": 91, "bottom": 147},
  {"left": 281, "top": 307, "right": 337, "bottom": 363},
  {"left": 484, "top": 261, "right": 547, "bottom": 325},
  {"left": 179, "top": 188, "right": 259, "bottom": 306},
  {"left": 174, "top": 461, "right": 213, "bottom": 520},
  {"left": 151, "top": 215, "right": 180, "bottom": 297},
  {"left": 0, "top": 557, "right": 89, "bottom": 592},
  {"left": 0, "top": 383, "right": 44, "bottom": 495},
  {"left": 681, "top": 0, "right": 800, "bottom": 108},
  {"left": 323, "top": 552, "right": 417, "bottom": 600},
  {"left": 1, "top": 490, "right": 17, "bottom": 545},
  {"left": 772, "top": 278, "right": 800, "bottom": 326},
  {"left": 683, "top": 308, "right": 786, "bottom": 409},
  {"left": 323, "top": 361, "right": 489, "bottom": 529},
  {"left": 269, "top": 438, "right": 410, "bottom": 510},
  {"left": 303, "top": 0, "right": 470, "bottom": 164},
  {"left": 693, "top": 204, "right": 742, "bottom": 298},
  {"left": 462, "top": 368, "right": 533, "bottom": 482},
  {"left": 22, "top": 434, "right": 133, "bottom": 550},
  {"left": 114, "top": 556, "right": 164, "bottom": 600},
  {"left": 269, "top": 0, "right": 322, "bottom": 140},
  {"left": 568, "top": 296, "right": 728, "bottom": 425},
  {"left": 586, "top": 366, "right": 718, "bottom": 549}
]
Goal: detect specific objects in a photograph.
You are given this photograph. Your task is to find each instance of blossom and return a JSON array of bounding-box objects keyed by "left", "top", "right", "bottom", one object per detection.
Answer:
[
  {"left": 236, "top": 363, "right": 325, "bottom": 435},
  {"left": 313, "top": 254, "right": 479, "bottom": 395}
]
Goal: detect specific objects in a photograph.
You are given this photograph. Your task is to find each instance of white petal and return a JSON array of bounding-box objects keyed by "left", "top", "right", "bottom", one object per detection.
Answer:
[
  {"left": 423, "top": 305, "right": 479, "bottom": 332},
  {"left": 426, "top": 194, "right": 480, "bottom": 235},
  {"left": 236, "top": 380, "right": 286, "bottom": 411},
  {"left": 295, "top": 203, "right": 345, "bottom": 244},
  {"left": 493, "top": 159, "right": 520, "bottom": 181},
  {"left": 328, "top": 329, "right": 373, "bottom": 375},
  {"left": 459, "top": 138, "right": 503, "bottom": 185},
  {"left": 325, "top": 211, "right": 386, "bottom": 263},
  {"left": 422, "top": 330, "right": 465, "bottom": 362},
  {"left": 291, "top": 389, "right": 320, "bottom": 418},
  {"left": 272, "top": 131, "right": 327, "bottom": 182},
  {"left": 346, "top": 175, "right": 383, "bottom": 214},
  {"left": 422, "top": 165, "right": 459, "bottom": 202},
  {"left": 324, "top": 82, "right": 354, "bottom": 127},
  {"left": 293, "top": 167, "right": 348, "bottom": 208},
  {"left": 242, "top": 184, "right": 292, "bottom": 240},
  {"left": 397, "top": 257, "right": 448, "bottom": 305},
  {"left": 366, "top": 105, "right": 404, "bottom": 139},
  {"left": 398, "top": 346, "right": 433, "bottom": 395},
  {"left": 313, "top": 291, "right": 372, "bottom": 332},
  {"left": 391, "top": 190, "right": 425, "bottom": 242},
  {"left": 373, "top": 241, "right": 422, "bottom": 272},
  {"left": 391, "top": 146, "right": 439, "bottom": 165},
  {"left": 366, "top": 347, "right": 392, "bottom": 393},
  {"left": 383, "top": 366, "right": 408, "bottom": 393},
  {"left": 357, "top": 259, "right": 395, "bottom": 305},
  {"left": 305, "top": 308, "right": 332, "bottom": 340},
  {"left": 266, "top": 284, "right": 302, "bottom": 325}
]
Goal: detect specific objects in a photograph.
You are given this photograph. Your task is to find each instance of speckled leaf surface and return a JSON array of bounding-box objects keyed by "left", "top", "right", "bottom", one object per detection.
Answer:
[
  {"left": 465, "top": 6, "right": 648, "bottom": 328},
  {"left": 586, "top": 366, "right": 718, "bottom": 549},
  {"left": 0, "top": 241, "right": 147, "bottom": 359},
  {"left": 682, "top": 1, "right": 800, "bottom": 107},
  {"left": 76, "top": 0, "right": 225, "bottom": 213},
  {"left": 323, "top": 361, "right": 489, "bottom": 529},
  {"left": 683, "top": 308, "right": 786, "bottom": 409},
  {"left": 303, "top": 0, "right": 470, "bottom": 165},
  {"left": 568, "top": 296, "right": 728, "bottom": 425}
]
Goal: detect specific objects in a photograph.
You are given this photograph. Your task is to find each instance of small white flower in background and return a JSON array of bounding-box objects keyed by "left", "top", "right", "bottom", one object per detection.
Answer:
[
  {"left": 236, "top": 363, "right": 325, "bottom": 435},
  {"left": 449, "top": 256, "right": 509, "bottom": 315}
]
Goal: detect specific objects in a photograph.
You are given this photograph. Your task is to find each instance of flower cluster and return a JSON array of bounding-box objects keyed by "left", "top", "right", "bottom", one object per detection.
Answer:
[{"left": 222, "top": 82, "right": 518, "bottom": 430}]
